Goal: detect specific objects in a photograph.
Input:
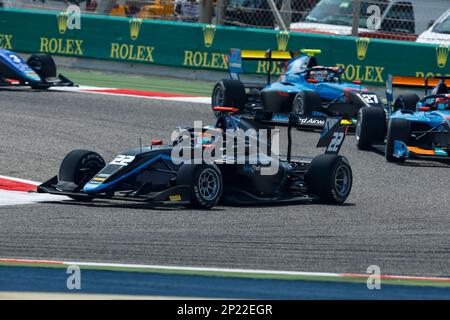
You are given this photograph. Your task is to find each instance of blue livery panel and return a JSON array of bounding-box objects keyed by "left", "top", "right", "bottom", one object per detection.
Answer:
[{"left": 0, "top": 49, "right": 41, "bottom": 82}]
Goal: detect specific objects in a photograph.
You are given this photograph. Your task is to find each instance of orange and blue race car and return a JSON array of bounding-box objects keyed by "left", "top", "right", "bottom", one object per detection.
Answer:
[{"left": 356, "top": 75, "right": 450, "bottom": 162}]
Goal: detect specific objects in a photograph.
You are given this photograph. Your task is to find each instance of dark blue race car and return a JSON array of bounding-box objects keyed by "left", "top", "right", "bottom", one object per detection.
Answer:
[
  {"left": 0, "top": 49, "right": 74, "bottom": 89},
  {"left": 38, "top": 112, "right": 353, "bottom": 208},
  {"left": 212, "top": 49, "right": 384, "bottom": 129},
  {"left": 356, "top": 75, "right": 450, "bottom": 162}
]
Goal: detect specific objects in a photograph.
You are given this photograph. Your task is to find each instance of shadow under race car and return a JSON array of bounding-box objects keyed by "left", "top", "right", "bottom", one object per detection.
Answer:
[
  {"left": 212, "top": 49, "right": 384, "bottom": 130},
  {"left": 38, "top": 112, "right": 353, "bottom": 209},
  {"left": 356, "top": 76, "right": 450, "bottom": 163},
  {"left": 0, "top": 49, "right": 74, "bottom": 89}
]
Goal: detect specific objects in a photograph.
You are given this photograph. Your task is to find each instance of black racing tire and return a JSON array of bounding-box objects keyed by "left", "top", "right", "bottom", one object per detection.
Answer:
[
  {"left": 292, "top": 91, "right": 322, "bottom": 115},
  {"left": 356, "top": 106, "right": 386, "bottom": 150},
  {"left": 176, "top": 164, "right": 223, "bottom": 209},
  {"left": 211, "top": 79, "right": 247, "bottom": 118},
  {"left": 27, "top": 53, "right": 57, "bottom": 81},
  {"left": 394, "top": 94, "right": 420, "bottom": 112},
  {"left": 306, "top": 154, "right": 353, "bottom": 204},
  {"left": 59, "top": 150, "right": 106, "bottom": 201},
  {"left": 385, "top": 118, "right": 410, "bottom": 163}
]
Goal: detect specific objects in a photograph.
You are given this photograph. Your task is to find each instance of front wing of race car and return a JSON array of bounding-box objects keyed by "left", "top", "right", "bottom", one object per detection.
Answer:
[
  {"left": 392, "top": 140, "right": 450, "bottom": 161},
  {"left": 38, "top": 175, "right": 192, "bottom": 206},
  {"left": 0, "top": 74, "right": 75, "bottom": 88}
]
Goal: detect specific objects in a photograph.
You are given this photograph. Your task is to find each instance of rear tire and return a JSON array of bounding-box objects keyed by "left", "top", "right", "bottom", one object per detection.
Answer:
[
  {"left": 306, "top": 154, "right": 353, "bottom": 204},
  {"left": 385, "top": 118, "right": 410, "bottom": 163},
  {"left": 177, "top": 164, "right": 223, "bottom": 209},
  {"left": 394, "top": 94, "right": 419, "bottom": 112},
  {"left": 27, "top": 53, "right": 57, "bottom": 81},
  {"left": 59, "top": 150, "right": 105, "bottom": 201},
  {"left": 292, "top": 91, "right": 322, "bottom": 115},
  {"left": 356, "top": 107, "right": 386, "bottom": 150},
  {"left": 211, "top": 79, "right": 247, "bottom": 118}
]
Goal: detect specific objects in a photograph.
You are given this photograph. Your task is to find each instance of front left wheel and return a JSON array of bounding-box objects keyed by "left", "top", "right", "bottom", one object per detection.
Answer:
[
  {"left": 385, "top": 118, "right": 410, "bottom": 163},
  {"left": 306, "top": 154, "right": 353, "bottom": 204},
  {"left": 27, "top": 53, "right": 57, "bottom": 80},
  {"left": 177, "top": 164, "right": 223, "bottom": 209}
]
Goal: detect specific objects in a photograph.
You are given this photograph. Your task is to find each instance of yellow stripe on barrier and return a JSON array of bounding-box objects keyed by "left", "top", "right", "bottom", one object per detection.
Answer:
[{"left": 240, "top": 50, "right": 294, "bottom": 61}]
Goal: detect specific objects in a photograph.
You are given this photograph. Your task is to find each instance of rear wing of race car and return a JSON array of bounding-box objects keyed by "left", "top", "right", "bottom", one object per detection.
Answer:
[
  {"left": 391, "top": 75, "right": 450, "bottom": 95},
  {"left": 287, "top": 115, "right": 348, "bottom": 161},
  {"left": 278, "top": 114, "right": 347, "bottom": 161},
  {"left": 253, "top": 111, "right": 349, "bottom": 161},
  {"left": 227, "top": 48, "right": 321, "bottom": 85}
]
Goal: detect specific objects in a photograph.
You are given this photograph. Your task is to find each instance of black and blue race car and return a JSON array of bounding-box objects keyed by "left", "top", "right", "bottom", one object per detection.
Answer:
[
  {"left": 38, "top": 111, "right": 353, "bottom": 208},
  {"left": 212, "top": 48, "right": 384, "bottom": 129},
  {"left": 356, "top": 75, "right": 450, "bottom": 163},
  {"left": 0, "top": 48, "right": 74, "bottom": 89}
]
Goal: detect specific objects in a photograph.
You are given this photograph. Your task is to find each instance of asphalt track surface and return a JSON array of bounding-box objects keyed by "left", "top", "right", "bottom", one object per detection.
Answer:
[{"left": 1, "top": 88, "right": 450, "bottom": 278}]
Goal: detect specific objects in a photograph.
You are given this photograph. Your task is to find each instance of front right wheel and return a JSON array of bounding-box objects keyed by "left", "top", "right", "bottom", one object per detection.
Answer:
[
  {"left": 306, "top": 154, "right": 353, "bottom": 204},
  {"left": 211, "top": 79, "right": 247, "bottom": 118},
  {"left": 292, "top": 91, "right": 322, "bottom": 115},
  {"left": 394, "top": 94, "right": 420, "bottom": 112},
  {"left": 58, "top": 150, "right": 106, "bottom": 201}
]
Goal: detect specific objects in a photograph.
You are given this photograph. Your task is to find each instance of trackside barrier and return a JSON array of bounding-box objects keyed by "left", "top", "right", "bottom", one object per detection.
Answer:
[{"left": 0, "top": 8, "right": 448, "bottom": 85}]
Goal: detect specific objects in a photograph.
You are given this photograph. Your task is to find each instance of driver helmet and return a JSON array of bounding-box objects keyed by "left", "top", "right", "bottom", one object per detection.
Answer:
[
  {"left": 436, "top": 97, "right": 449, "bottom": 110},
  {"left": 309, "top": 67, "right": 328, "bottom": 82}
]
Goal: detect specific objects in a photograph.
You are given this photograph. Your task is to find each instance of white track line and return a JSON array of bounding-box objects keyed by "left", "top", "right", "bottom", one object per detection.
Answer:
[
  {"left": 51, "top": 86, "right": 211, "bottom": 104},
  {"left": 0, "top": 190, "right": 67, "bottom": 206},
  {"left": 80, "top": 90, "right": 211, "bottom": 104},
  {"left": 64, "top": 261, "right": 340, "bottom": 278},
  {"left": 2, "top": 258, "right": 450, "bottom": 283}
]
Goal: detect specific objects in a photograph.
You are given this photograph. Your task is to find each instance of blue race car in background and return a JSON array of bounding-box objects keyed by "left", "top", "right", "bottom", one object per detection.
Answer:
[
  {"left": 211, "top": 48, "right": 384, "bottom": 129},
  {"left": 0, "top": 49, "right": 74, "bottom": 89},
  {"left": 356, "top": 75, "right": 450, "bottom": 162}
]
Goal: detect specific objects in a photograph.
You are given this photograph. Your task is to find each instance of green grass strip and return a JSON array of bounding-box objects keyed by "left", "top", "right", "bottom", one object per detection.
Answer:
[{"left": 60, "top": 68, "right": 215, "bottom": 96}]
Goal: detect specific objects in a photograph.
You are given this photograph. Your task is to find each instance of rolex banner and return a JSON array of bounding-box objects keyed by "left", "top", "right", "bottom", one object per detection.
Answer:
[{"left": 0, "top": 8, "right": 448, "bottom": 85}]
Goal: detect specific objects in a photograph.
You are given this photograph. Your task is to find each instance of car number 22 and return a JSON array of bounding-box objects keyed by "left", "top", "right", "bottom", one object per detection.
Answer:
[
  {"left": 327, "top": 132, "right": 345, "bottom": 153},
  {"left": 110, "top": 155, "right": 135, "bottom": 166}
]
